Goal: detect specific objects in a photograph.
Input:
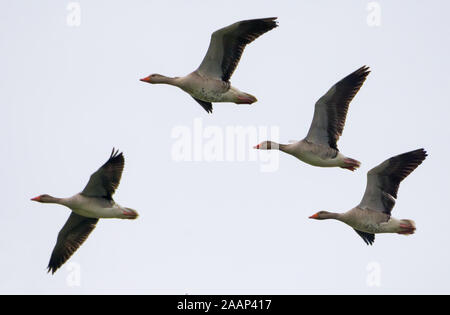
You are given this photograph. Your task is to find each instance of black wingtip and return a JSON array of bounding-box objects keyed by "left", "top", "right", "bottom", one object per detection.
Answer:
[
  {"left": 203, "top": 106, "right": 213, "bottom": 114},
  {"left": 47, "top": 265, "right": 57, "bottom": 275},
  {"left": 412, "top": 148, "right": 428, "bottom": 162},
  {"left": 109, "top": 148, "right": 124, "bottom": 160},
  {"left": 355, "top": 230, "right": 375, "bottom": 246},
  {"left": 110, "top": 147, "right": 118, "bottom": 158},
  {"left": 361, "top": 235, "right": 375, "bottom": 246},
  {"left": 354, "top": 65, "right": 371, "bottom": 80},
  {"left": 192, "top": 97, "right": 213, "bottom": 114},
  {"left": 397, "top": 148, "right": 428, "bottom": 166},
  {"left": 414, "top": 148, "right": 428, "bottom": 159},
  {"left": 241, "top": 17, "right": 279, "bottom": 34},
  {"left": 263, "top": 17, "right": 279, "bottom": 25},
  {"left": 259, "top": 17, "right": 279, "bottom": 30}
]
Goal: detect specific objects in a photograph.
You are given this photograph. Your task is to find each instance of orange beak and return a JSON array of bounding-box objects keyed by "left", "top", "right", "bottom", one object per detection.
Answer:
[
  {"left": 309, "top": 213, "right": 319, "bottom": 219},
  {"left": 140, "top": 76, "right": 151, "bottom": 83},
  {"left": 31, "top": 196, "right": 41, "bottom": 202}
]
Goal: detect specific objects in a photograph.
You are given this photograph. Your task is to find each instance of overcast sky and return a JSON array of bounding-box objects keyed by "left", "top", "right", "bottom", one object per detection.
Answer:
[{"left": 1, "top": 1, "right": 449, "bottom": 294}]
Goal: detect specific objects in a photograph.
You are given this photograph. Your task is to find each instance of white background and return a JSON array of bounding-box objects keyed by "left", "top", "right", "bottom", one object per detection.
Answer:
[{"left": 1, "top": 1, "right": 449, "bottom": 294}]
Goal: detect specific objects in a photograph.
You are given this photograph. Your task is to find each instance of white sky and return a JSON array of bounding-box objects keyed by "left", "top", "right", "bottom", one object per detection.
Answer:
[{"left": 1, "top": 1, "right": 449, "bottom": 294}]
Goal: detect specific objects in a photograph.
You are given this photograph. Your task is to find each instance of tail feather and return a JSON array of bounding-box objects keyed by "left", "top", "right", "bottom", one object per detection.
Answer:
[
  {"left": 341, "top": 157, "right": 361, "bottom": 172},
  {"left": 122, "top": 207, "right": 139, "bottom": 220},
  {"left": 236, "top": 93, "right": 257, "bottom": 104},
  {"left": 397, "top": 219, "right": 416, "bottom": 235}
]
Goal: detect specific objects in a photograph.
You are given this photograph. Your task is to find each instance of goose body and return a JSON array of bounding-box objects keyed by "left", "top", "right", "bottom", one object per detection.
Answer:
[
  {"left": 31, "top": 149, "right": 138, "bottom": 274},
  {"left": 309, "top": 149, "right": 427, "bottom": 245},
  {"left": 175, "top": 72, "right": 250, "bottom": 103},
  {"left": 255, "top": 66, "right": 370, "bottom": 171},
  {"left": 339, "top": 208, "right": 408, "bottom": 234},
  {"left": 280, "top": 140, "right": 350, "bottom": 168},
  {"left": 58, "top": 194, "right": 133, "bottom": 219},
  {"left": 140, "top": 17, "right": 278, "bottom": 113}
]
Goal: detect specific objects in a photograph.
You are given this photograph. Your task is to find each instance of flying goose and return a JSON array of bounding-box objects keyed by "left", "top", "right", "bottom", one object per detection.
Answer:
[
  {"left": 31, "top": 149, "right": 138, "bottom": 274},
  {"left": 140, "top": 17, "right": 278, "bottom": 113},
  {"left": 254, "top": 66, "right": 370, "bottom": 170},
  {"left": 309, "top": 148, "right": 427, "bottom": 245}
]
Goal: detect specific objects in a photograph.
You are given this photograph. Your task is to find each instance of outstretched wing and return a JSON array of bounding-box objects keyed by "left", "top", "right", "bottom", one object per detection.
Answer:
[
  {"left": 306, "top": 66, "right": 370, "bottom": 150},
  {"left": 48, "top": 212, "right": 98, "bottom": 274},
  {"left": 359, "top": 149, "right": 427, "bottom": 215},
  {"left": 197, "top": 17, "right": 278, "bottom": 82},
  {"left": 81, "top": 148, "right": 124, "bottom": 199}
]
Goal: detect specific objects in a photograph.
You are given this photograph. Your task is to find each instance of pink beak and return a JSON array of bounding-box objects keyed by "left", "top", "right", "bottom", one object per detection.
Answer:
[
  {"left": 31, "top": 196, "right": 41, "bottom": 202},
  {"left": 254, "top": 144, "right": 260, "bottom": 149}
]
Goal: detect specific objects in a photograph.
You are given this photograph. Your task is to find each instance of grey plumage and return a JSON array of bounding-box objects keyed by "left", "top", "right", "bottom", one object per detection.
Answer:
[
  {"left": 197, "top": 17, "right": 278, "bottom": 82},
  {"left": 81, "top": 148, "right": 124, "bottom": 200},
  {"left": 359, "top": 148, "right": 428, "bottom": 215},
  {"left": 306, "top": 66, "right": 370, "bottom": 150},
  {"left": 48, "top": 213, "right": 98, "bottom": 274}
]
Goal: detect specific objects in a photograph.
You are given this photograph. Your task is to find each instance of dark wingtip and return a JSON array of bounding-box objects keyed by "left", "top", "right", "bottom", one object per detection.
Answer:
[
  {"left": 262, "top": 17, "right": 279, "bottom": 29},
  {"left": 355, "top": 65, "right": 371, "bottom": 79},
  {"left": 415, "top": 148, "right": 428, "bottom": 159},
  {"left": 265, "top": 17, "right": 279, "bottom": 24},
  {"left": 246, "top": 17, "right": 279, "bottom": 32},
  {"left": 109, "top": 148, "right": 124, "bottom": 160},
  {"left": 47, "top": 265, "right": 57, "bottom": 275},
  {"left": 362, "top": 235, "right": 374, "bottom": 246},
  {"left": 414, "top": 148, "right": 427, "bottom": 160},
  {"left": 355, "top": 230, "right": 375, "bottom": 246},
  {"left": 399, "top": 148, "right": 428, "bottom": 166}
]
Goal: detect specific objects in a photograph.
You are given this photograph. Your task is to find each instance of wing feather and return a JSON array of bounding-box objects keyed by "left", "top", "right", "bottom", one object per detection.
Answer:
[
  {"left": 197, "top": 18, "right": 278, "bottom": 82},
  {"left": 81, "top": 149, "right": 124, "bottom": 199},
  {"left": 48, "top": 212, "right": 98, "bottom": 274},
  {"left": 306, "top": 66, "right": 370, "bottom": 150},
  {"left": 359, "top": 149, "right": 427, "bottom": 215}
]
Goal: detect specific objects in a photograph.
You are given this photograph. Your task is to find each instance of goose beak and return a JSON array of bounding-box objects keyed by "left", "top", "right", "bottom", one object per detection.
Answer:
[
  {"left": 31, "top": 196, "right": 41, "bottom": 202},
  {"left": 254, "top": 144, "right": 260, "bottom": 149},
  {"left": 309, "top": 214, "right": 319, "bottom": 219},
  {"left": 140, "top": 76, "right": 150, "bottom": 83}
]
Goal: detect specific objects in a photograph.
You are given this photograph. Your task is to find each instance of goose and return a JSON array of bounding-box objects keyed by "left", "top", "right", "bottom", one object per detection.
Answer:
[
  {"left": 140, "top": 17, "right": 278, "bottom": 114},
  {"left": 254, "top": 66, "right": 370, "bottom": 171},
  {"left": 31, "top": 149, "right": 138, "bottom": 274},
  {"left": 309, "top": 148, "right": 427, "bottom": 245}
]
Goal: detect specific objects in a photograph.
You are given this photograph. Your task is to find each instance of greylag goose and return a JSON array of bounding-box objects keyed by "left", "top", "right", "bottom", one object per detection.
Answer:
[
  {"left": 309, "top": 148, "right": 427, "bottom": 245},
  {"left": 31, "top": 149, "right": 138, "bottom": 274},
  {"left": 254, "top": 66, "right": 370, "bottom": 171},
  {"left": 140, "top": 17, "right": 278, "bottom": 113}
]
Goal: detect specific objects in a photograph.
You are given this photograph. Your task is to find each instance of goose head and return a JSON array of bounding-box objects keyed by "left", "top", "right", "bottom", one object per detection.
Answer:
[
  {"left": 31, "top": 194, "right": 56, "bottom": 203},
  {"left": 309, "top": 211, "right": 336, "bottom": 220},
  {"left": 253, "top": 141, "right": 279, "bottom": 150},
  {"left": 140, "top": 74, "right": 167, "bottom": 84}
]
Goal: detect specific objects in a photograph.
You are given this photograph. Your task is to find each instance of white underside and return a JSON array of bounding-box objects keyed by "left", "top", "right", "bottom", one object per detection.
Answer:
[
  {"left": 62, "top": 194, "right": 130, "bottom": 219},
  {"left": 71, "top": 206, "right": 123, "bottom": 219},
  {"left": 350, "top": 217, "right": 403, "bottom": 234},
  {"left": 190, "top": 85, "right": 243, "bottom": 103},
  {"left": 285, "top": 143, "right": 345, "bottom": 167}
]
